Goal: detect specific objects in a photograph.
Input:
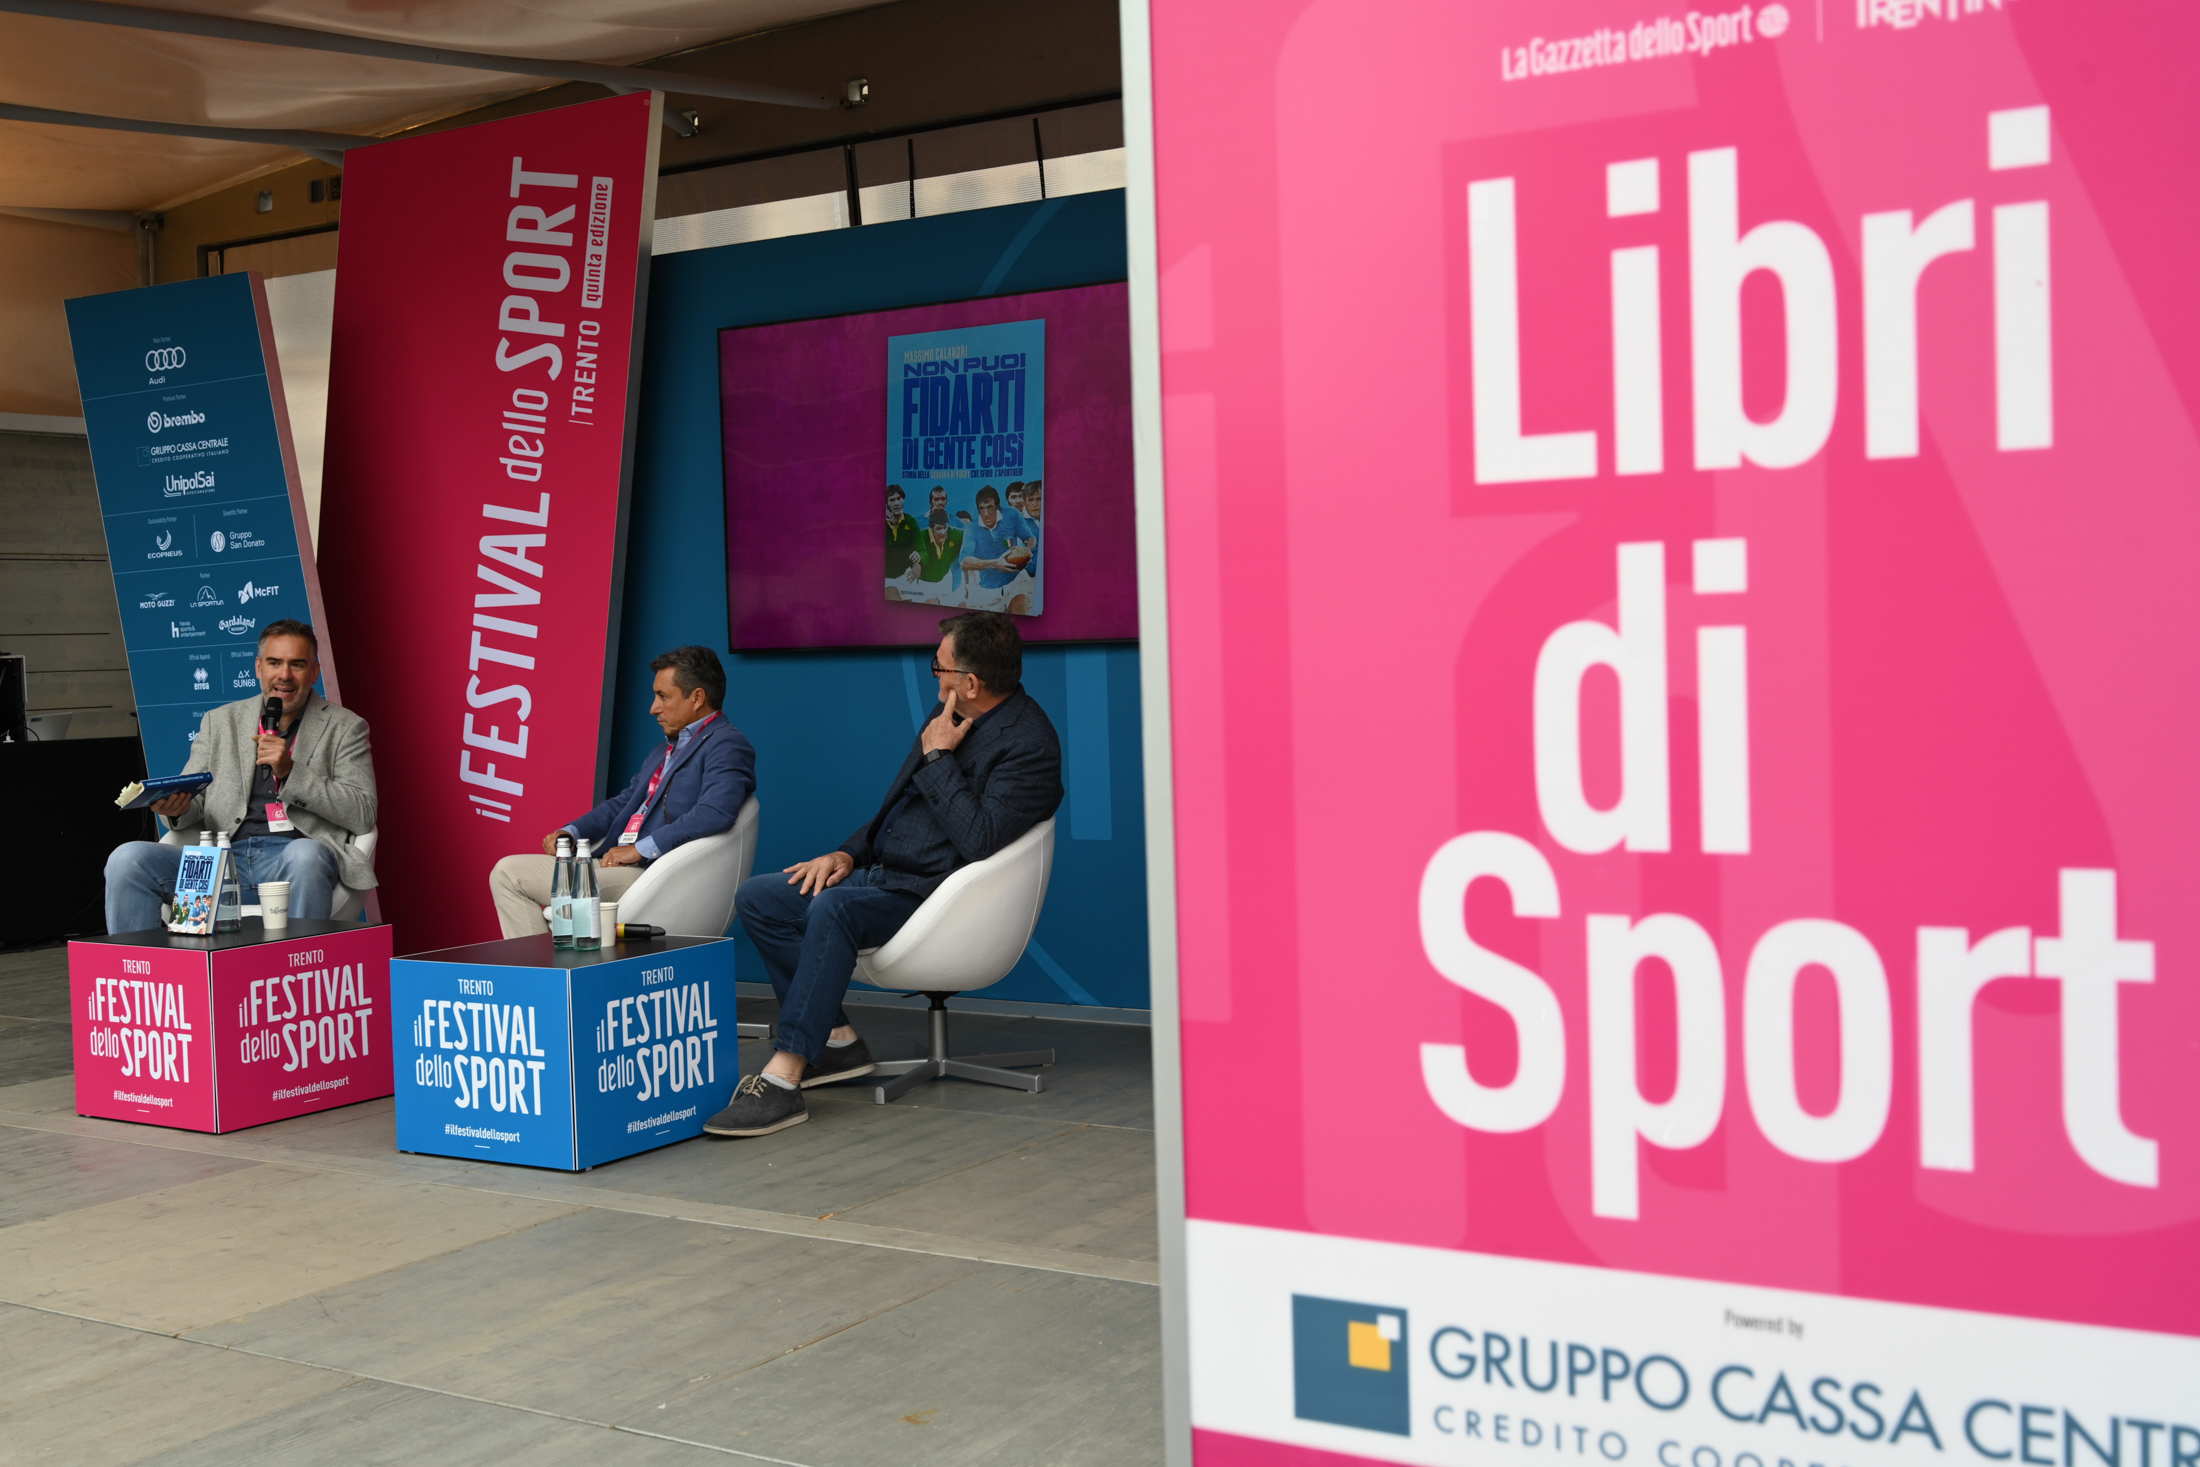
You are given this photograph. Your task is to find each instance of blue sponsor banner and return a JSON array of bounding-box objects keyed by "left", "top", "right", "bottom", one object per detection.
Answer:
[
  {"left": 65, "top": 274, "right": 323, "bottom": 778},
  {"left": 391, "top": 935, "right": 736, "bottom": 1172}
]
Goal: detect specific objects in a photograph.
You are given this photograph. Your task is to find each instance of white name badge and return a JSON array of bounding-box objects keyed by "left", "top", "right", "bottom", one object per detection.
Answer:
[{"left": 265, "top": 801, "right": 295, "bottom": 833}]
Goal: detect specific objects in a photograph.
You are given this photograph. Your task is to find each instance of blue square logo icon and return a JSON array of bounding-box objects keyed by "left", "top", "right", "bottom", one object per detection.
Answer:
[{"left": 1292, "top": 1294, "right": 1409, "bottom": 1437}]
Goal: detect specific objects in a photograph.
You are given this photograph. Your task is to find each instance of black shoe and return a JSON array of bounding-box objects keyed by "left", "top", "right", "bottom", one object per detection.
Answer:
[
  {"left": 704, "top": 1074, "right": 808, "bottom": 1136},
  {"left": 801, "top": 1036, "right": 877, "bottom": 1088}
]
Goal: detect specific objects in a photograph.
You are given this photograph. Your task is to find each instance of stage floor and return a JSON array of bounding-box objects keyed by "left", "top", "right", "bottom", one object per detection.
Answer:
[{"left": 0, "top": 943, "right": 1162, "bottom": 1465}]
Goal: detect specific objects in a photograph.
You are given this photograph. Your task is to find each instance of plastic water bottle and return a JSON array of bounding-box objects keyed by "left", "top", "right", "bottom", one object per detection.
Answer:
[
  {"left": 573, "top": 839, "right": 602, "bottom": 951},
  {"left": 214, "top": 831, "right": 242, "bottom": 933},
  {"left": 550, "top": 835, "right": 575, "bottom": 949}
]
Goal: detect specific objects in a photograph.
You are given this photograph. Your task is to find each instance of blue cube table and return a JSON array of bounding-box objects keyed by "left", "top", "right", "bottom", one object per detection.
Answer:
[{"left": 392, "top": 933, "right": 748, "bottom": 1170}]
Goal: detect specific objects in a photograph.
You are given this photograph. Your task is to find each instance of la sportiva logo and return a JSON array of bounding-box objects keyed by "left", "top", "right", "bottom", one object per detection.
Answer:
[{"left": 1293, "top": 1295, "right": 1409, "bottom": 1437}]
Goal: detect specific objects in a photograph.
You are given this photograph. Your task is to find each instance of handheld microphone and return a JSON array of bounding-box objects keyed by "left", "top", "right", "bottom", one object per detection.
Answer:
[{"left": 261, "top": 696, "right": 284, "bottom": 734}]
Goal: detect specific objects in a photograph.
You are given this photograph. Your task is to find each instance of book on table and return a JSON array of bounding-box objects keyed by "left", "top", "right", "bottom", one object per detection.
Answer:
[{"left": 166, "top": 844, "right": 225, "bottom": 935}]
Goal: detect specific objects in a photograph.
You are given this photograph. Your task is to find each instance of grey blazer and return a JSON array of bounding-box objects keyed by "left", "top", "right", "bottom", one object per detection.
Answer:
[{"left": 169, "top": 692, "right": 380, "bottom": 891}]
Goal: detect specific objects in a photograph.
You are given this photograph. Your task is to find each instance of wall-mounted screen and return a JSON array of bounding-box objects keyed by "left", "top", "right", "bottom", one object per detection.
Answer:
[{"left": 719, "top": 281, "right": 1132, "bottom": 650}]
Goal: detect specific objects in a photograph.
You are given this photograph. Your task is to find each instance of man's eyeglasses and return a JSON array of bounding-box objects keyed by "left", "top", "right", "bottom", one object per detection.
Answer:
[{"left": 930, "top": 662, "right": 974, "bottom": 678}]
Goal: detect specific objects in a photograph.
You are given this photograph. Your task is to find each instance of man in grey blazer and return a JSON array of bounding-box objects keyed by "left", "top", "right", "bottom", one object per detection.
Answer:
[{"left": 103, "top": 620, "right": 378, "bottom": 933}]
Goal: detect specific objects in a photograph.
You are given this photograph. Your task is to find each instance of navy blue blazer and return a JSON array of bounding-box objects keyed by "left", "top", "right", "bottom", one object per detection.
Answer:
[
  {"left": 568, "top": 714, "right": 756, "bottom": 864},
  {"left": 839, "top": 688, "right": 1062, "bottom": 899}
]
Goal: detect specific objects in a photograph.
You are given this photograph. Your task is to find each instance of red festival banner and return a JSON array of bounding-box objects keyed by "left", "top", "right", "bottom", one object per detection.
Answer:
[
  {"left": 1138, "top": 0, "right": 2200, "bottom": 1460},
  {"left": 319, "top": 93, "right": 659, "bottom": 952}
]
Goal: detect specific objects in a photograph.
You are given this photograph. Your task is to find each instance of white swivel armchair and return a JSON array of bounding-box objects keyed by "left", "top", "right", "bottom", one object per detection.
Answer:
[
  {"left": 616, "top": 795, "right": 767, "bottom": 1039},
  {"left": 614, "top": 794, "right": 761, "bottom": 937},
  {"left": 854, "top": 817, "right": 1057, "bottom": 1104},
  {"left": 159, "top": 825, "right": 379, "bottom": 921}
]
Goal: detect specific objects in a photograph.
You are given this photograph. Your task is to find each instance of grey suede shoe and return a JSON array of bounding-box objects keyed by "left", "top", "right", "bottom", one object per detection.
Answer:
[
  {"left": 704, "top": 1074, "right": 808, "bottom": 1136},
  {"left": 801, "top": 1036, "right": 877, "bottom": 1088}
]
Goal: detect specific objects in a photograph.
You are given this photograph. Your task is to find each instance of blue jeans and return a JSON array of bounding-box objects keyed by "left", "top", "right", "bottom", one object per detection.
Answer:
[
  {"left": 103, "top": 836, "right": 341, "bottom": 935},
  {"left": 735, "top": 868, "right": 922, "bottom": 1060}
]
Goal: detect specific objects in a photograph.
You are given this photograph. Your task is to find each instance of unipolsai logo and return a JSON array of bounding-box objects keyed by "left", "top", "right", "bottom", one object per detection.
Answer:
[{"left": 1292, "top": 1295, "right": 1409, "bottom": 1437}]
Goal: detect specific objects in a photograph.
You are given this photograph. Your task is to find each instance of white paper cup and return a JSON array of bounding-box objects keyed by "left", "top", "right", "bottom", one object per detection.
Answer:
[
  {"left": 600, "top": 901, "right": 618, "bottom": 941},
  {"left": 259, "top": 881, "right": 291, "bottom": 930}
]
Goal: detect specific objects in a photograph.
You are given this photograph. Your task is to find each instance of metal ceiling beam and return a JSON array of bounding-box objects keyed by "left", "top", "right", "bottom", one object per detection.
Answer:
[
  {"left": 0, "top": 100, "right": 362, "bottom": 163},
  {"left": 0, "top": 203, "right": 137, "bottom": 232},
  {"left": 0, "top": 0, "right": 835, "bottom": 110}
]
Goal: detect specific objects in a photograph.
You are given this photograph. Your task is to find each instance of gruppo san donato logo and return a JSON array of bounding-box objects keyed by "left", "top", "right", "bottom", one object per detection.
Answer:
[{"left": 1293, "top": 1295, "right": 1410, "bottom": 1437}]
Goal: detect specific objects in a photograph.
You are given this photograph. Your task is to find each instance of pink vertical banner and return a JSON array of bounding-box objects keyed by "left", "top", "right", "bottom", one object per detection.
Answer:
[
  {"left": 1139, "top": 0, "right": 2200, "bottom": 1460},
  {"left": 318, "top": 93, "right": 659, "bottom": 953}
]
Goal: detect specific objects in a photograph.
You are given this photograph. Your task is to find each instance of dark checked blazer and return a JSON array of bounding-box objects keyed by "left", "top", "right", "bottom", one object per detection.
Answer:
[{"left": 838, "top": 688, "right": 1063, "bottom": 900}]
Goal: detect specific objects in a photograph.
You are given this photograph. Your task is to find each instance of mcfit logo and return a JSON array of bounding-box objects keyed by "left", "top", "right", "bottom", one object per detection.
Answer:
[{"left": 1292, "top": 1295, "right": 1409, "bottom": 1436}]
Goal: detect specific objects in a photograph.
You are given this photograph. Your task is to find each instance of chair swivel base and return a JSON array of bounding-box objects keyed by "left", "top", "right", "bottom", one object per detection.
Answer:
[{"left": 864, "top": 992, "right": 1052, "bottom": 1104}]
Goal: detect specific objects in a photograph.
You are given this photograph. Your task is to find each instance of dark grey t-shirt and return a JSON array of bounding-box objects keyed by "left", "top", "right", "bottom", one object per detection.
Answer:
[{"left": 234, "top": 708, "right": 303, "bottom": 841}]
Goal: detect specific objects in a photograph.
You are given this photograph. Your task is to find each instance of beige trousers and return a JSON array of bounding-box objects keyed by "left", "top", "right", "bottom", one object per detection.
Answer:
[{"left": 489, "top": 854, "right": 646, "bottom": 938}]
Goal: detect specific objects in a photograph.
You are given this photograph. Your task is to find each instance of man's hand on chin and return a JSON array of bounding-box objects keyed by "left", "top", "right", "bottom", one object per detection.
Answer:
[
  {"left": 921, "top": 689, "right": 976, "bottom": 755},
  {"left": 600, "top": 845, "right": 643, "bottom": 868},
  {"left": 784, "top": 851, "right": 854, "bottom": 896}
]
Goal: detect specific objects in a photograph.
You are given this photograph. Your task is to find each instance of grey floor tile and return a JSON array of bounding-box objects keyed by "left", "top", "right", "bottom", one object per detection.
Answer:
[
  {"left": 0, "top": 1014, "right": 77, "bottom": 1088},
  {"left": 0, "top": 1302, "right": 350, "bottom": 1467},
  {"left": 187, "top": 1204, "right": 988, "bottom": 1427},
  {"left": 576, "top": 1097, "right": 1073, "bottom": 1219},
  {"left": 837, "top": 1124, "right": 1158, "bottom": 1262},
  {"left": 0, "top": 1127, "right": 256, "bottom": 1229},
  {"left": 0, "top": 947, "right": 73, "bottom": 1021},
  {"left": 653, "top": 1264, "right": 1163, "bottom": 1467},
  {"left": 0, "top": 1162, "right": 579, "bottom": 1333},
  {"left": 0, "top": 1073, "right": 80, "bottom": 1114},
  {"left": 132, "top": 1376, "right": 731, "bottom": 1467}
]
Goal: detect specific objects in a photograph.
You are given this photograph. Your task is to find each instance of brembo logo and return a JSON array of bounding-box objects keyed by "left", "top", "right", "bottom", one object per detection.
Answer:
[
  {"left": 146, "top": 409, "right": 206, "bottom": 435},
  {"left": 146, "top": 347, "right": 186, "bottom": 371}
]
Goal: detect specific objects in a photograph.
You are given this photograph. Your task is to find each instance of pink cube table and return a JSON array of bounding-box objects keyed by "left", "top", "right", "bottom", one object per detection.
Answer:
[{"left": 69, "top": 918, "right": 394, "bottom": 1133}]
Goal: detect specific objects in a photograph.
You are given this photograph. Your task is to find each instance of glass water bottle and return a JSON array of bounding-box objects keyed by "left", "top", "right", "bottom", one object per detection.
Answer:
[
  {"left": 550, "top": 835, "right": 575, "bottom": 949},
  {"left": 573, "top": 839, "right": 602, "bottom": 951},
  {"left": 214, "top": 831, "right": 242, "bottom": 934}
]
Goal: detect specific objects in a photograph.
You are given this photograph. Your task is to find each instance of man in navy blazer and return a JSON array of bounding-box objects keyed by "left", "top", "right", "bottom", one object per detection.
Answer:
[
  {"left": 708, "top": 611, "right": 1061, "bottom": 1137},
  {"left": 488, "top": 646, "right": 756, "bottom": 938}
]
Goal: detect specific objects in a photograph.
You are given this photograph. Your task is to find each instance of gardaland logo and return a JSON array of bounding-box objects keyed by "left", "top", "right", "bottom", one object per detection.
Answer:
[
  {"left": 209, "top": 530, "right": 226, "bottom": 553},
  {"left": 220, "top": 614, "right": 256, "bottom": 637},
  {"left": 237, "top": 580, "right": 279, "bottom": 604},
  {"left": 145, "top": 347, "right": 186, "bottom": 372},
  {"left": 1293, "top": 1295, "right": 1410, "bottom": 1437},
  {"left": 192, "top": 585, "right": 221, "bottom": 607},
  {"left": 145, "top": 408, "right": 205, "bottom": 435}
]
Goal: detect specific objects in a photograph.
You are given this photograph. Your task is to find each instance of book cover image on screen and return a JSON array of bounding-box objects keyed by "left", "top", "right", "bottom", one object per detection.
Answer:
[{"left": 721, "top": 282, "right": 1133, "bottom": 650}]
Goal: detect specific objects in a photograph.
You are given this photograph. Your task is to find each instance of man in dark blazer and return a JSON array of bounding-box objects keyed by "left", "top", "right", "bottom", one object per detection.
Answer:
[
  {"left": 488, "top": 646, "right": 756, "bottom": 937},
  {"left": 708, "top": 611, "right": 1062, "bottom": 1137}
]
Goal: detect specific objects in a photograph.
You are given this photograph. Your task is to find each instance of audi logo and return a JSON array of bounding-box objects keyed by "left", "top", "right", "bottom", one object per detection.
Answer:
[{"left": 145, "top": 347, "right": 186, "bottom": 371}]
